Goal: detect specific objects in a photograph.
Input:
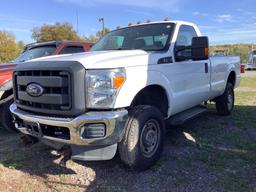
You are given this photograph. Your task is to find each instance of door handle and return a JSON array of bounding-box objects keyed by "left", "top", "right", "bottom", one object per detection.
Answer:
[{"left": 205, "top": 63, "right": 209, "bottom": 73}]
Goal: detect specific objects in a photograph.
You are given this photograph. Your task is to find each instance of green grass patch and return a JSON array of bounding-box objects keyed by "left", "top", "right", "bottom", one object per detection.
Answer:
[
  {"left": 240, "top": 77, "right": 256, "bottom": 88},
  {"left": 186, "top": 77, "right": 256, "bottom": 191},
  {"left": 0, "top": 159, "right": 22, "bottom": 170},
  {"left": 235, "top": 91, "right": 256, "bottom": 105}
]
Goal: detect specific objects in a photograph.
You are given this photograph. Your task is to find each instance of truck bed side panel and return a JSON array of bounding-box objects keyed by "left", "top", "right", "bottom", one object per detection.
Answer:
[{"left": 209, "top": 56, "right": 240, "bottom": 99}]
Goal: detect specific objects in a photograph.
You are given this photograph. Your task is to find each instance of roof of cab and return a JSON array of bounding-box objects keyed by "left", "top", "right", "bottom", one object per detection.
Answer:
[
  {"left": 24, "top": 41, "right": 93, "bottom": 50},
  {"left": 114, "top": 20, "right": 197, "bottom": 32}
]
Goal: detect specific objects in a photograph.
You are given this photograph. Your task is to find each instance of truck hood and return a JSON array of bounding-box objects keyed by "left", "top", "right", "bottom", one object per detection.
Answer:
[
  {"left": 28, "top": 50, "right": 153, "bottom": 69},
  {"left": 0, "top": 63, "right": 17, "bottom": 72},
  {"left": 0, "top": 63, "right": 16, "bottom": 86}
]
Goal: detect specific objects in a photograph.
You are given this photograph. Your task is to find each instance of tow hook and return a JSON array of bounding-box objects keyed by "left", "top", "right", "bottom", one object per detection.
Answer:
[
  {"left": 57, "top": 145, "right": 72, "bottom": 167},
  {"left": 20, "top": 134, "right": 38, "bottom": 147}
]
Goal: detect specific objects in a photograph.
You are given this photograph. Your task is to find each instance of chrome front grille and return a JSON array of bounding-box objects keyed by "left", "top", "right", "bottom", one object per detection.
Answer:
[
  {"left": 13, "top": 61, "right": 87, "bottom": 117},
  {"left": 14, "top": 70, "right": 71, "bottom": 112}
]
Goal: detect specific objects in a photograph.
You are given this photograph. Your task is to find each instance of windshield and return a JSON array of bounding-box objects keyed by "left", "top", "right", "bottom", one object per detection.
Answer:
[
  {"left": 14, "top": 45, "right": 57, "bottom": 63},
  {"left": 91, "top": 23, "right": 175, "bottom": 52}
]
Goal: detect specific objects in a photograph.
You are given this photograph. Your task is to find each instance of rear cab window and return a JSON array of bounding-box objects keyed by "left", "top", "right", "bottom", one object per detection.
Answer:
[{"left": 60, "top": 45, "right": 85, "bottom": 54}]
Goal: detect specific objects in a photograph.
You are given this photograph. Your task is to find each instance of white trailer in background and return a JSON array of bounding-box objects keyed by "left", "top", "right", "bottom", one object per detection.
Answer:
[{"left": 246, "top": 50, "right": 256, "bottom": 70}]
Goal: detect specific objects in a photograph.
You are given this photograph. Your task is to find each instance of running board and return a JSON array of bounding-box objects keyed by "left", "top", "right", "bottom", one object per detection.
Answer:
[{"left": 167, "top": 105, "right": 207, "bottom": 126}]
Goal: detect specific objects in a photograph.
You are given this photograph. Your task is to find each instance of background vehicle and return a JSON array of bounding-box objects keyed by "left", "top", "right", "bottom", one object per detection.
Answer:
[
  {"left": 246, "top": 50, "right": 256, "bottom": 70},
  {"left": 0, "top": 41, "right": 93, "bottom": 132},
  {"left": 212, "top": 50, "right": 228, "bottom": 56},
  {"left": 11, "top": 21, "right": 240, "bottom": 170}
]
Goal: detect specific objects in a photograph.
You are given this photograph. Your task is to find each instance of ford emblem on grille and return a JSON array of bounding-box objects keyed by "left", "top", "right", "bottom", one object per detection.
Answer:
[{"left": 26, "top": 83, "right": 44, "bottom": 97}]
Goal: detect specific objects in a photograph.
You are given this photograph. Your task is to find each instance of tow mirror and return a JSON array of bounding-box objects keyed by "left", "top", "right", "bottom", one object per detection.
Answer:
[
  {"left": 175, "top": 45, "right": 186, "bottom": 52},
  {"left": 191, "top": 36, "right": 209, "bottom": 61},
  {"left": 174, "top": 45, "right": 188, "bottom": 61}
]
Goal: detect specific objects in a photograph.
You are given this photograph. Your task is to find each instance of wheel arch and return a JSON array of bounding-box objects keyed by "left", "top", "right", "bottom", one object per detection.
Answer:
[
  {"left": 130, "top": 84, "right": 169, "bottom": 117},
  {"left": 114, "top": 69, "right": 173, "bottom": 117},
  {"left": 0, "top": 79, "right": 13, "bottom": 100},
  {"left": 227, "top": 71, "right": 236, "bottom": 87}
]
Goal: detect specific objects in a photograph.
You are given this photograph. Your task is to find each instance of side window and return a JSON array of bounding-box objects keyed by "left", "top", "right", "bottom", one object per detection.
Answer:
[
  {"left": 175, "top": 25, "right": 197, "bottom": 59},
  {"left": 60, "top": 45, "right": 84, "bottom": 54}
]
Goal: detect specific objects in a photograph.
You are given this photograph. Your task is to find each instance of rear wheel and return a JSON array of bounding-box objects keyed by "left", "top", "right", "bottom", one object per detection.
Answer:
[
  {"left": 0, "top": 99, "right": 18, "bottom": 132},
  {"left": 118, "top": 105, "right": 165, "bottom": 171},
  {"left": 215, "top": 83, "right": 234, "bottom": 116}
]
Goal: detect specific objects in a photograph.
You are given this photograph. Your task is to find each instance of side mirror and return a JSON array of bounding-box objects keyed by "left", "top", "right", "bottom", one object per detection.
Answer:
[
  {"left": 175, "top": 45, "right": 186, "bottom": 52},
  {"left": 174, "top": 45, "right": 188, "bottom": 61},
  {"left": 191, "top": 36, "right": 209, "bottom": 61}
]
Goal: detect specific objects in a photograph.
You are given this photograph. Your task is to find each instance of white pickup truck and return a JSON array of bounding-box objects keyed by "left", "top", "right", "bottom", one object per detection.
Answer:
[{"left": 10, "top": 20, "right": 241, "bottom": 170}]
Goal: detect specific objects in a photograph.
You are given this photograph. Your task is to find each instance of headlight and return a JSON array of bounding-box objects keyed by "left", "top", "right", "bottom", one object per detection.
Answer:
[
  {"left": 0, "top": 79, "right": 12, "bottom": 91},
  {"left": 86, "top": 68, "right": 126, "bottom": 109}
]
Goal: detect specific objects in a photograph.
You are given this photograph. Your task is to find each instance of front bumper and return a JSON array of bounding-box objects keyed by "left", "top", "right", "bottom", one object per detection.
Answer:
[{"left": 10, "top": 104, "right": 128, "bottom": 147}]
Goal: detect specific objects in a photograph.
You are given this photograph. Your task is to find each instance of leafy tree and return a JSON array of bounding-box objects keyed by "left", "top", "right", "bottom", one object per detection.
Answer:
[
  {"left": 82, "top": 28, "right": 110, "bottom": 43},
  {"left": 0, "top": 31, "right": 20, "bottom": 63},
  {"left": 96, "top": 28, "right": 110, "bottom": 39},
  {"left": 32, "top": 22, "right": 80, "bottom": 42},
  {"left": 81, "top": 35, "right": 98, "bottom": 43},
  {"left": 17, "top": 40, "right": 25, "bottom": 52}
]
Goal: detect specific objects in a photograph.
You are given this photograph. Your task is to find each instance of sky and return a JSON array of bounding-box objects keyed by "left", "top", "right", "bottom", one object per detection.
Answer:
[{"left": 0, "top": 0, "right": 256, "bottom": 45}]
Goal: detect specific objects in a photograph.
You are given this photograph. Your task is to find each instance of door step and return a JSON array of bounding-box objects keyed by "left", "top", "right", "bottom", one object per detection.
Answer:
[{"left": 167, "top": 105, "right": 207, "bottom": 126}]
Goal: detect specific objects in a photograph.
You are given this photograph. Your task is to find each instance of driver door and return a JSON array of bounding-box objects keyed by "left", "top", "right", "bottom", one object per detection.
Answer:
[{"left": 167, "top": 25, "right": 210, "bottom": 113}]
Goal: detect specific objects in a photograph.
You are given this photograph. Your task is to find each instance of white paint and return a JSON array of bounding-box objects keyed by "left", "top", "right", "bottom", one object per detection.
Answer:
[{"left": 28, "top": 21, "right": 241, "bottom": 118}]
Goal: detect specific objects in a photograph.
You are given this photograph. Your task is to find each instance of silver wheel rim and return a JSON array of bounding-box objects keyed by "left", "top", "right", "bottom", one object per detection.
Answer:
[
  {"left": 227, "top": 90, "right": 234, "bottom": 110},
  {"left": 140, "top": 119, "right": 161, "bottom": 158}
]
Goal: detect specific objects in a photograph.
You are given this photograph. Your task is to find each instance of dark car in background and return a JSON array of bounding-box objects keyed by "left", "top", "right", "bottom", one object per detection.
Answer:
[{"left": 0, "top": 41, "right": 93, "bottom": 132}]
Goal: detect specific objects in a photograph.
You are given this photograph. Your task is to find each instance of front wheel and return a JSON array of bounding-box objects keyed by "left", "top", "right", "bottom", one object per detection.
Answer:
[
  {"left": 0, "top": 99, "right": 18, "bottom": 132},
  {"left": 118, "top": 105, "right": 165, "bottom": 171},
  {"left": 215, "top": 83, "right": 235, "bottom": 116}
]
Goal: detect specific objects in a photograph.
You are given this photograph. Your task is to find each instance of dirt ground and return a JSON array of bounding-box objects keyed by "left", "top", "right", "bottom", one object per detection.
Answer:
[{"left": 0, "top": 76, "right": 255, "bottom": 192}]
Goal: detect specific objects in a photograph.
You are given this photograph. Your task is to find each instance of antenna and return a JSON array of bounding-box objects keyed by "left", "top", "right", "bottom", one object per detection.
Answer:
[{"left": 76, "top": 9, "right": 79, "bottom": 34}]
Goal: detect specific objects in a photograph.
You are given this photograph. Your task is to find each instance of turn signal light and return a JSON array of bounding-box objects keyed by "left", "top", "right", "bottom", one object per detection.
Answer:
[
  {"left": 114, "top": 76, "right": 126, "bottom": 89},
  {"left": 205, "top": 48, "right": 209, "bottom": 57}
]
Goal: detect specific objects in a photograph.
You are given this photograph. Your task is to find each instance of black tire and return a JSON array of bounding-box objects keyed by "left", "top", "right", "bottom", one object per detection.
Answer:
[
  {"left": 215, "top": 83, "right": 235, "bottom": 116},
  {"left": 0, "top": 99, "right": 18, "bottom": 132},
  {"left": 118, "top": 105, "right": 165, "bottom": 171}
]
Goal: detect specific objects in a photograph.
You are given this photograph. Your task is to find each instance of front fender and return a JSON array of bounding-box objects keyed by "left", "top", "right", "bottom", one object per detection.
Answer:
[
  {"left": 114, "top": 66, "right": 173, "bottom": 116},
  {"left": 0, "top": 79, "right": 13, "bottom": 92}
]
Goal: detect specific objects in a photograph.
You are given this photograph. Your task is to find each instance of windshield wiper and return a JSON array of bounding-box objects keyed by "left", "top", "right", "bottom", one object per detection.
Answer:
[
  {"left": 17, "top": 59, "right": 27, "bottom": 63},
  {"left": 103, "top": 48, "right": 128, "bottom": 51}
]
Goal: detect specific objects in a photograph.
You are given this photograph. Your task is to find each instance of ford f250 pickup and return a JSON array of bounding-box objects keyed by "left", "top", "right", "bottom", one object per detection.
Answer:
[
  {"left": 10, "top": 21, "right": 241, "bottom": 170},
  {"left": 0, "top": 41, "right": 93, "bottom": 132}
]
